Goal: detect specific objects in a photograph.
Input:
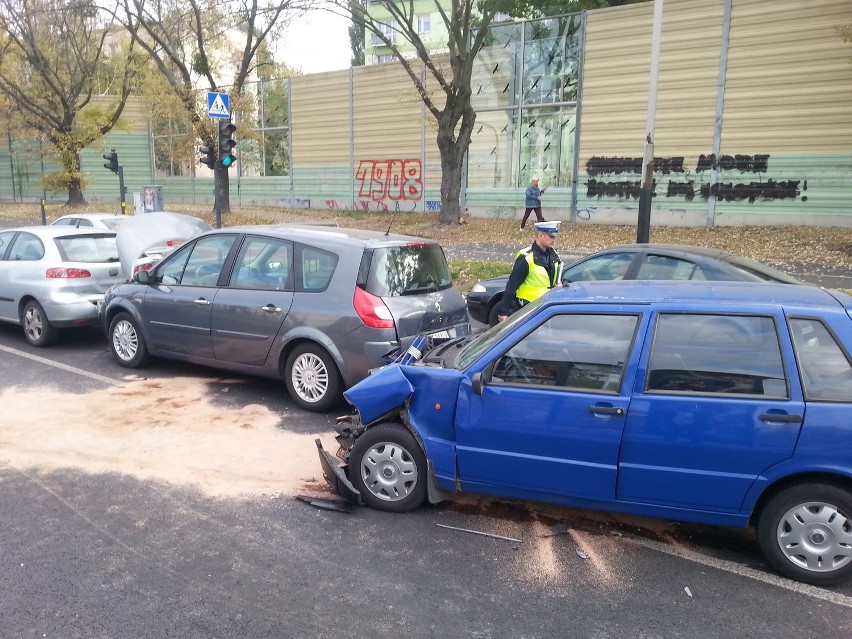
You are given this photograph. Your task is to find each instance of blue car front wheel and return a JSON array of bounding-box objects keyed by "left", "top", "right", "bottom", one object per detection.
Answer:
[{"left": 349, "top": 423, "right": 427, "bottom": 513}]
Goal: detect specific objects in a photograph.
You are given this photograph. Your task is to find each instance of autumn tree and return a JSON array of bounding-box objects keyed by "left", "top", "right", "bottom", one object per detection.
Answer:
[
  {"left": 333, "top": 1, "right": 644, "bottom": 225},
  {"left": 0, "top": 0, "right": 139, "bottom": 205},
  {"left": 333, "top": 1, "right": 504, "bottom": 225},
  {"left": 114, "top": 0, "right": 313, "bottom": 215}
]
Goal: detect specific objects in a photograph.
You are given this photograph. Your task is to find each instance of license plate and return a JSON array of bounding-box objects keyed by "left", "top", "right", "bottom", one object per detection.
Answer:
[{"left": 430, "top": 330, "right": 450, "bottom": 339}]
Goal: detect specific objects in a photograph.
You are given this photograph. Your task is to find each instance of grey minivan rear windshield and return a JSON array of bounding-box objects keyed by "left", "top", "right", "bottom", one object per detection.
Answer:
[{"left": 366, "top": 244, "right": 453, "bottom": 296}]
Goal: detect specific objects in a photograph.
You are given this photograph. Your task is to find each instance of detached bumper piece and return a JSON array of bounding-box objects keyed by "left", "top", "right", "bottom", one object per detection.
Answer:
[{"left": 315, "top": 439, "right": 362, "bottom": 506}]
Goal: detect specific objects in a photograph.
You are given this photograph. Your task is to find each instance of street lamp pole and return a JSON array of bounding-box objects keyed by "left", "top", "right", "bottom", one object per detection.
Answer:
[{"left": 637, "top": 0, "right": 664, "bottom": 243}]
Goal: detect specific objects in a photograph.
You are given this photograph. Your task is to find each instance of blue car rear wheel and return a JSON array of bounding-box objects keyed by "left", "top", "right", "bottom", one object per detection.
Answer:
[{"left": 757, "top": 483, "right": 852, "bottom": 586}]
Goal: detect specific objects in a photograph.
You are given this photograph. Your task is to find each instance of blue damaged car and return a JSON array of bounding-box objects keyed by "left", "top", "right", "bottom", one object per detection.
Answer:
[{"left": 317, "top": 280, "right": 852, "bottom": 586}]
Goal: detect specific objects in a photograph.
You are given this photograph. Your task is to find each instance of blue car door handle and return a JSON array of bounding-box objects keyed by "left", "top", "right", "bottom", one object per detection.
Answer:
[
  {"left": 589, "top": 405, "right": 625, "bottom": 416},
  {"left": 193, "top": 298, "right": 212, "bottom": 306},
  {"left": 759, "top": 413, "right": 803, "bottom": 424}
]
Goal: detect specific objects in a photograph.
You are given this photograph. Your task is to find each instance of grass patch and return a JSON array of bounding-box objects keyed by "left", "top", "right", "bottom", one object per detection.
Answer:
[{"left": 449, "top": 258, "right": 511, "bottom": 292}]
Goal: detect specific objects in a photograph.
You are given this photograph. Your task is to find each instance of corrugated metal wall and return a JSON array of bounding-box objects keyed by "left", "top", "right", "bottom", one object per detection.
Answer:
[
  {"left": 1, "top": 1, "right": 850, "bottom": 227},
  {"left": 288, "top": 62, "right": 442, "bottom": 212},
  {"left": 578, "top": 0, "right": 852, "bottom": 226}
]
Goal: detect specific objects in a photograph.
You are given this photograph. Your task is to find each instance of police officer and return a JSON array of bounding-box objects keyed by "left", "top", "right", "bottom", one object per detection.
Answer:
[{"left": 497, "top": 221, "right": 563, "bottom": 322}]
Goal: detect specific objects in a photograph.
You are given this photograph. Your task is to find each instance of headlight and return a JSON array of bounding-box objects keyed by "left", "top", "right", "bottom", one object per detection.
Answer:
[{"left": 471, "top": 283, "right": 486, "bottom": 293}]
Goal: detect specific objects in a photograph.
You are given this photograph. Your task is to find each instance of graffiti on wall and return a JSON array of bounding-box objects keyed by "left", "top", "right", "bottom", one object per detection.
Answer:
[
  {"left": 355, "top": 159, "right": 423, "bottom": 203},
  {"left": 585, "top": 154, "right": 808, "bottom": 204},
  {"left": 318, "top": 198, "right": 419, "bottom": 212}
]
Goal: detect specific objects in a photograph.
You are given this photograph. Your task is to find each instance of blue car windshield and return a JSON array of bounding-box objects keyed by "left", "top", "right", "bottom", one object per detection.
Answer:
[{"left": 456, "top": 297, "right": 544, "bottom": 369}]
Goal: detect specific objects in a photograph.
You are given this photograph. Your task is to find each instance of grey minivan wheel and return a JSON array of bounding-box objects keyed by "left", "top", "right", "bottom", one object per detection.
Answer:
[
  {"left": 284, "top": 343, "right": 342, "bottom": 412},
  {"left": 349, "top": 423, "right": 427, "bottom": 513},
  {"left": 757, "top": 483, "right": 852, "bottom": 586},
  {"left": 109, "top": 312, "right": 150, "bottom": 368},
  {"left": 22, "top": 300, "right": 58, "bottom": 347}
]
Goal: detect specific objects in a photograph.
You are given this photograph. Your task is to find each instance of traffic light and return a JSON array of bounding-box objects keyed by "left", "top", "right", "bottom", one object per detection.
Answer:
[
  {"left": 218, "top": 120, "right": 237, "bottom": 169},
  {"left": 103, "top": 150, "right": 119, "bottom": 174},
  {"left": 199, "top": 144, "right": 215, "bottom": 170}
]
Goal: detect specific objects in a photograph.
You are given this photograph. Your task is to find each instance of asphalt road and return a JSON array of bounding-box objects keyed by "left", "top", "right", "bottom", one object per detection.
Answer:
[{"left": 0, "top": 323, "right": 850, "bottom": 638}]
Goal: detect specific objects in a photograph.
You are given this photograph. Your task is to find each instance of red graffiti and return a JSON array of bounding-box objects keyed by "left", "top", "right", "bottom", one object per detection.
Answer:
[{"left": 355, "top": 159, "right": 423, "bottom": 202}]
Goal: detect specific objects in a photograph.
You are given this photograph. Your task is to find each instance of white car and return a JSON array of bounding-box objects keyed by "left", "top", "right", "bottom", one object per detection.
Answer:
[
  {"left": 51, "top": 213, "right": 126, "bottom": 231},
  {"left": 115, "top": 212, "right": 212, "bottom": 276},
  {"left": 0, "top": 226, "right": 125, "bottom": 346}
]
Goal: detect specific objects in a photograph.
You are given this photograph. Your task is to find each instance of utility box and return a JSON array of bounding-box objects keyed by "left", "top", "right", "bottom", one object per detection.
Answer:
[{"left": 142, "top": 185, "right": 164, "bottom": 212}]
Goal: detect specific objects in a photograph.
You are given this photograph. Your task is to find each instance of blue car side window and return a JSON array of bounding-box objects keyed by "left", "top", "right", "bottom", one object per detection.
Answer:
[
  {"left": 492, "top": 313, "right": 638, "bottom": 392},
  {"left": 647, "top": 314, "right": 787, "bottom": 397},
  {"left": 790, "top": 318, "right": 852, "bottom": 402}
]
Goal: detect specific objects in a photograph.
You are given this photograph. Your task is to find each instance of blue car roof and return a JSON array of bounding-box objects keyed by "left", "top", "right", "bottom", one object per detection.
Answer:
[{"left": 547, "top": 280, "right": 851, "bottom": 309}]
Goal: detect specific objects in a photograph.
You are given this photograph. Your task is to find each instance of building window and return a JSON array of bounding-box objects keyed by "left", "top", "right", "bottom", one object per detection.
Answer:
[
  {"left": 377, "top": 54, "right": 395, "bottom": 64},
  {"left": 373, "top": 20, "right": 396, "bottom": 45},
  {"left": 416, "top": 15, "right": 431, "bottom": 34}
]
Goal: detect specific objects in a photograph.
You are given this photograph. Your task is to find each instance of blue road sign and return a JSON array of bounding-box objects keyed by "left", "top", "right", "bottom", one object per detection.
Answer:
[{"left": 207, "top": 92, "right": 230, "bottom": 119}]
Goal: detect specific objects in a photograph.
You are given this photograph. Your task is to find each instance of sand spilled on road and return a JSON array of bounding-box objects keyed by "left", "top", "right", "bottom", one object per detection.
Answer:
[{"left": 0, "top": 376, "right": 337, "bottom": 499}]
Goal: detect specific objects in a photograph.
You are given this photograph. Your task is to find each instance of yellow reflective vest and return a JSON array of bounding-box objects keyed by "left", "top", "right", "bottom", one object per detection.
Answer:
[{"left": 515, "top": 247, "right": 562, "bottom": 303}]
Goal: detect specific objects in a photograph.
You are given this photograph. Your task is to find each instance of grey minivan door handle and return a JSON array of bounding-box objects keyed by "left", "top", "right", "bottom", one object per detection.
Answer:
[
  {"left": 261, "top": 304, "right": 281, "bottom": 313},
  {"left": 193, "top": 298, "right": 212, "bottom": 306}
]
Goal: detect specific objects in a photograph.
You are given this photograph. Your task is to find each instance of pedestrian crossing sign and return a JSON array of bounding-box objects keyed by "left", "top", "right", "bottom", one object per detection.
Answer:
[{"left": 207, "top": 92, "right": 230, "bottom": 119}]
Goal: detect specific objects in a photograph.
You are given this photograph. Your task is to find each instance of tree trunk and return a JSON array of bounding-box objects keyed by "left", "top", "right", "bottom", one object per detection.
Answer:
[
  {"left": 220, "top": 167, "right": 232, "bottom": 214},
  {"left": 435, "top": 106, "right": 476, "bottom": 225},
  {"left": 437, "top": 146, "right": 461, "bottom": 224},
  {"left": 65, "top": 152, "right": 86, "bottom": 206}
]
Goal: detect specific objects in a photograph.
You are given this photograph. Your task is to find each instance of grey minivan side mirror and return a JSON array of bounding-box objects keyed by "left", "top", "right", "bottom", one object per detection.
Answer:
[{"left": 135, "top": 270, "right": 151, "bottom": 284}]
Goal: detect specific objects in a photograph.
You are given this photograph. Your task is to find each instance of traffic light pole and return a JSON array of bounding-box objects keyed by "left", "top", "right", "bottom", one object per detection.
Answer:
[
  {"left": 118, "top": 165, "right": 128, "bottom": 216},
  {"left": 102, "top": 149, "right": 126, "bottom": 215},
  {"left": 213, "top": 164, "right": 222, "bottom": 229}
]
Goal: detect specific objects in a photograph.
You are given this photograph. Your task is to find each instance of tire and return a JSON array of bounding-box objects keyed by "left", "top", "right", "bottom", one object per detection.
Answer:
[
  {"left": 487, "top": 300, "right": 502, "bottom": 327},
  {"left": 109, "top": 312, "right": 151, "bottom": 368},
  {"left": 348, "top": 423, "right": 427, "bottom": 512},
  {"left": 284, "top": 343, "right": 342, "bottom": 413},
  {"left": 22, "top": 300, "right": 58, "bottom": 347},
  {"left": 756, "top": 483, "right": 852, "bottom": 586}
]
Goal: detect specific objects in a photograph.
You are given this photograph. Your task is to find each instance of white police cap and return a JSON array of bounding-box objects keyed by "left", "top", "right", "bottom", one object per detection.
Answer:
[{"left": 534, "top": 221, "right": 561, "bottom": 236}]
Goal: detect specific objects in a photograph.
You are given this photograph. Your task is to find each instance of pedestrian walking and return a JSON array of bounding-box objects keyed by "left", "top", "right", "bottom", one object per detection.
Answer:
[{"left": 520, "top": 177, "right": 546, "bottom": 230}]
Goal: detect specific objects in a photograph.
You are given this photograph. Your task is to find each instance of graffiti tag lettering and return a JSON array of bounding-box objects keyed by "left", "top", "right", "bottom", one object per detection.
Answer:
[
  {"left": 585, "top": 153, "right": 806, "bottom": 203},
  {"left": 355, "top": 159, "right": 423, "bottom": 202}
]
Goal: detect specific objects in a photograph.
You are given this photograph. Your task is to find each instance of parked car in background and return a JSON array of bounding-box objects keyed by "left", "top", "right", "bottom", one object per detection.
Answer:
[
  {"left": 100, "top": 225, "right": 471, "bottom": 411},
  {"left": 51, "top": 213, "right": 126, "bottom": 231},
  {"left": 318, "top": 280, "right": 852, "bottom": 586},
  {"left": 0, "top": 226, "right": 124, "bottom": 346},
  {"left": 114, "top": 212, "right": 212, "bottom": 276},
  {"left": 466, "top": 244, "right": 804, "bottom": 326}
]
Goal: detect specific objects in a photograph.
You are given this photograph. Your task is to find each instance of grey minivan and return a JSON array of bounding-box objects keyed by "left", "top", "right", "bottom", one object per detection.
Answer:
[{"left": 100, "top": 225, "right": 470, "bottom": 411}]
